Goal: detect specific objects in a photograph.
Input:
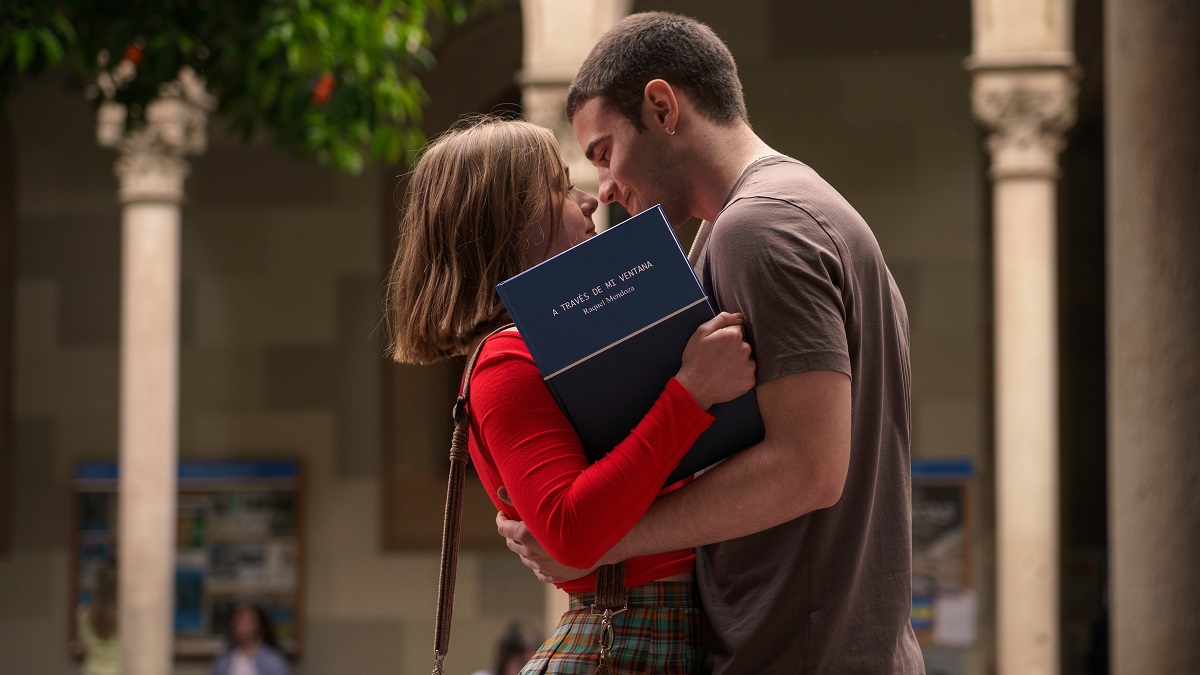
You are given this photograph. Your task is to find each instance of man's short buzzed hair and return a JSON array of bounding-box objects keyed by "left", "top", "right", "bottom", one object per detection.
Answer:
[{"left": 566, "top": 12, "right": 749, "bottom": 131}]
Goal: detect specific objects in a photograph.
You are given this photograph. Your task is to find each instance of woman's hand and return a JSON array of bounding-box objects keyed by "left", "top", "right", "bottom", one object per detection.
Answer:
[
  {"left": 497, "top": 511, "right": 597, "bottom": 584},
  {"left": 674, "top": 312, "right": 757, "bottom": 410}
]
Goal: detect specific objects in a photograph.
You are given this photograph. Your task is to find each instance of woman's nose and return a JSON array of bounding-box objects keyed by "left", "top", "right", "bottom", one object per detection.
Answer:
[{"left": 580, "top": 191, "right": 599, "bottom": 217}]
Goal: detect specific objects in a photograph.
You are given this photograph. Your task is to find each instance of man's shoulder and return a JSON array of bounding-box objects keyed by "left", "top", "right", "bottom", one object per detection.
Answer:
[
  {"left": 716, "top": 194, "right": 820, "bottom": 233},
  {"left": 710, "top": 190, "right": 836, "bottom": 261},
  {"left": 729, "top": 155, "right": 828, "bottom": 199},
  {"left": 721, "top": 156, "right": 866, "bottom": 232}
]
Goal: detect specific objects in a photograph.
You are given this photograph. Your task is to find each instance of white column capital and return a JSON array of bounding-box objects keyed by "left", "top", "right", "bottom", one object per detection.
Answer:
[
  {"left": 97, "top": 69, "right": 213, "bottom": 205},
  {"left": 969, "top": 61, "right": 1078, "bottom": 179},
  {"left": 522, "top": 82, "right": 582, "bottom": 159}
]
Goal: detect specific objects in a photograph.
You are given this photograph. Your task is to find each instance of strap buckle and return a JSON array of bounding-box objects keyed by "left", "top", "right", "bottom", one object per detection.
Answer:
[
  {"left": 590, "top": 603, "right": 629, "bottom": 616},
  {"left": 591, "top": 605, "right": 627, "bottom": 668}
]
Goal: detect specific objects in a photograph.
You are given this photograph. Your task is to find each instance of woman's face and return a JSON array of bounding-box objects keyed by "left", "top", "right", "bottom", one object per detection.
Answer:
[
  {"left": 525, "top": 169, "right": 599, "bottom": 267},
  {"left": 232, "top": 605, "right": 261, "bottom": 645}
]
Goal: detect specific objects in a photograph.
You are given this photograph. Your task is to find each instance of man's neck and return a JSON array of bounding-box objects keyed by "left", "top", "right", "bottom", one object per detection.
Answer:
[{"left": 687, "top": 123, "right": 777, "bottom": 223}]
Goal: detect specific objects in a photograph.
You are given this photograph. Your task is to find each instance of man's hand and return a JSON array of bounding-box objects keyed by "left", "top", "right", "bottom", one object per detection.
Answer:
[{"left": 496, "top": 511, "right": 596, "bottom": 584}]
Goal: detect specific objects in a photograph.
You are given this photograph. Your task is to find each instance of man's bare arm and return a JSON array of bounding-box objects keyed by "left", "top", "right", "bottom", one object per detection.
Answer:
[{"left": 499, "top": 369, "right": 851, "bottom": 578}]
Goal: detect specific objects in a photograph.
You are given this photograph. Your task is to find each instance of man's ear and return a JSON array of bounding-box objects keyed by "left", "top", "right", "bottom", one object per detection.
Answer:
[{"left": 643, "top": 79, "right": 680, "bottom": 134}]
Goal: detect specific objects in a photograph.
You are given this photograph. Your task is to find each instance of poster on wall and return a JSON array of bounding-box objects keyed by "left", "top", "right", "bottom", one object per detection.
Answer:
[
  {"left": 911, "top": 458, "right": 976, "bottom": 649},
  {"left": 69, "top": 459, "right": 304, "bottom": 658}
]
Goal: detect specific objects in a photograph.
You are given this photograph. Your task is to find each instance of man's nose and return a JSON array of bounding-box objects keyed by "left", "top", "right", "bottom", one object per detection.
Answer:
[{"left": 597, "top": 167, "right": 619, "bottom": 205}]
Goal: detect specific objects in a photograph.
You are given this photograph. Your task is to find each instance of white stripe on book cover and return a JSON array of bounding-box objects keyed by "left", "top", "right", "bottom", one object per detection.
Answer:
[{"left": 543, "top": 297, "right": 710, "bottom": 381}]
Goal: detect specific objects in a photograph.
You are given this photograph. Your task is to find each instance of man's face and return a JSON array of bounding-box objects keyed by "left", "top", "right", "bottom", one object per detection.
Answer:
[{"left": 571, "top": 97, "right": 692, "bottom": 227}]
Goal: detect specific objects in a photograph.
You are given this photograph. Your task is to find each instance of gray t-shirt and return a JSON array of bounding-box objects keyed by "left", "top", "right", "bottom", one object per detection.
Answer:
[{"left": 691, "top": 156, "right": 923, "bottom": 674}]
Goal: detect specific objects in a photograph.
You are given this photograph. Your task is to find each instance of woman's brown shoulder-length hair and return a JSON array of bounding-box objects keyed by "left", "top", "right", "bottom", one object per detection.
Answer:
[{"left": 386, "top": 117, "right": 566, "bottom": 364}]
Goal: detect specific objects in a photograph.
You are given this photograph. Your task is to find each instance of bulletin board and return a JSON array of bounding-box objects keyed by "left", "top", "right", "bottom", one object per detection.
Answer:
[
  {"left": 69, "top": 459, "right": 304, "bottom": 658},
  {"left": 910, "top": 458, "right": 976, "bottom": 648}
]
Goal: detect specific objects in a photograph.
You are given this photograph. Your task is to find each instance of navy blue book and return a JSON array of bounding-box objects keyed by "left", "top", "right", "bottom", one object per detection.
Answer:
[{"left": 496, "top": 205, "right": 764, "bottom": 486}]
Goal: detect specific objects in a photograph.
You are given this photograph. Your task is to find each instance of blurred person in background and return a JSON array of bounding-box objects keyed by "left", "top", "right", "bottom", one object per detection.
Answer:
[
  {"left": 77, "top": 560, "right": 119, "bottom": 675},
  {"left": 471, "top": 620, "right": 542, "bottom": 675},
  {"left": 210, "top": 602, "right": 290, "bottom": 675}
]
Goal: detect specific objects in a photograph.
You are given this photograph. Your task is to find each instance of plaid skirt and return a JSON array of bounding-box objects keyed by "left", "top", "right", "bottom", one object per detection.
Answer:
[{"left": 519, "top": 581, "right": 701, "bottom": 675}]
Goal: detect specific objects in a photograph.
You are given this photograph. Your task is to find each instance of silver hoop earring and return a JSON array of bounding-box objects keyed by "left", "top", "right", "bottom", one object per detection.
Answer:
[{"left": 665, "top": 127, "right": 675, "bottom": 135}]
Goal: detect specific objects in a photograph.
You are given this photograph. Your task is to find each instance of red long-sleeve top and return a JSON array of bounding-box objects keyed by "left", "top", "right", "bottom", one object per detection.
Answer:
[{"left": 467, "top": 331, "right": 712, "bottom": 593}]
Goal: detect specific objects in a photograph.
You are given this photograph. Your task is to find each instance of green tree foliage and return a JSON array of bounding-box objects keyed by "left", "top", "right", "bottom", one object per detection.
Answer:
[
  {"left": 1, "top": 0, "right": 486, "bottom": 172},
  {"left": 0, "top": 2, "right": 75, "bottom": 99}
]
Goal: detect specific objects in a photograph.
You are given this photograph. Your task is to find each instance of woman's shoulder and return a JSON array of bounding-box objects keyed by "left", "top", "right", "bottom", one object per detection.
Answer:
[
  {"left": 257, "top": 645, "right": 291, "bottom": 673},
  {"left": 469, "top": 329, "right": 548, "bottom": 408},
  {"left": 484, "top": 326, "right": 524, "bottom": 344},
  {"left": 209, "top": 650, "right": 233, "bottom": 674},
  {"left": 260, "top": 643, "right": 288, "bottom": 659},
  {"left": 477, "top": 328, "right": 532, "bottom": 363}
]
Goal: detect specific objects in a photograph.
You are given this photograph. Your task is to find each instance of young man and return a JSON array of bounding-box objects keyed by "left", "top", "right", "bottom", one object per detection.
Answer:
[{"left": 499, "top": 12, "right": 923, "bottom": 673}]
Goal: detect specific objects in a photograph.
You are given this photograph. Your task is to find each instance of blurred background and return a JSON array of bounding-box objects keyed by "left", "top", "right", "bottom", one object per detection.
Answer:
[{"left": 0, "top": 0, "right": 1195, "bottom": 673}]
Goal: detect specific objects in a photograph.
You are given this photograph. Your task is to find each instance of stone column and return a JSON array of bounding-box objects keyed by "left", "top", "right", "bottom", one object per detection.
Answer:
[
  {"left": 968, "top": 1, "right": 1078, "bottom": 668},
  {"left": 519, "top": 0, "right": 632, "bottom": 232},
  {"left": 520, "top": 75, "right": 602, "bottom": 228},
  {"left": 96, "top": 71, "right": 211, "bottom": 675},
  {"left": 1106, "top": 0, "right": 1200, "bottom": 671},
  {"left": 0, "top": 116, "right": 14, "bottom": 553}
]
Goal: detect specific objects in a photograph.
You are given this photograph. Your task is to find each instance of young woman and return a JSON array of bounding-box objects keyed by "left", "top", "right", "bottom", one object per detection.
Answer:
[{"left": 386, "top": 116, "right": 755, "bottom": 674}]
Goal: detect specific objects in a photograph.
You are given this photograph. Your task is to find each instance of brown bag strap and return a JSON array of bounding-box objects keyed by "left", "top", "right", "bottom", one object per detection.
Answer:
[
  {"left": 433, "top": 323, "right": 514, "bottom": 675},
  {"left": 431, "top": 323, "right": 630, "bottom": 675},
  {"left": 589, "top": 562, "right": 627, "bottom": 675},
  {"left": 593, "top": 562, "right": 627, "bottom": 609}
]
